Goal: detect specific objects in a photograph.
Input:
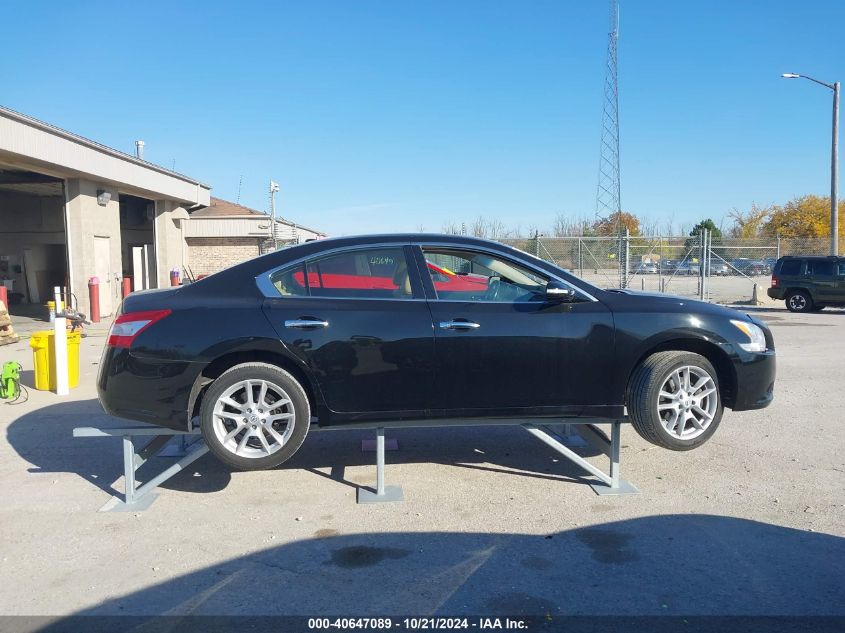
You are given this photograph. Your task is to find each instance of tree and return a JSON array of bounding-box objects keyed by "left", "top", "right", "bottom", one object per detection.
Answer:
[
  {"left": 591, "top": 211, "right": 641, "bottom": 236},
  {"left": 552, "top": 213, "right": 593, "bottom": 237},
  {"left": 487, "top": 218, "right": 508, "bottom": 240},
  {"left": 762, "top": 195, "right": 845, "bottom": 238},
  {"left": 440, "top": 222, "right": 461, "bottom": 235},
  {"left": 685, "top": 218, "right": 722, "bottom": 251},
  {"left": 470, "top": 216, "right": 488, "bottom": 238},
  {"left": 728, "top": 203, "right": 769, "bottom": 238},
  {"left": 689, "top": 218, "right": 722, "bottom": 240}
]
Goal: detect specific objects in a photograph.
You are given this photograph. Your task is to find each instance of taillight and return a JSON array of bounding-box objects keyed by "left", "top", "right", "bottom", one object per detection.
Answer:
[
  {"left": 107, "top": 309, "right": 171, "bottom": 348},
  {"left": 771, "top": 277, "right": 779, "bottom": 288}
]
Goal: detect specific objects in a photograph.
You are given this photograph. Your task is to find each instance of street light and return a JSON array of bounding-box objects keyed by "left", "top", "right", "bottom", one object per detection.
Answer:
[
  {"left": 269, "top": 181, "right": 280, "bottom": 251},
  {"left": 782, "top": 72, "right": 840, "bottom": 255}
]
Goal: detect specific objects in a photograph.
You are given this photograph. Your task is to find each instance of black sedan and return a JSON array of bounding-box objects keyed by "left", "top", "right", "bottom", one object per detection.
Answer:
[{"left": 98, "top": 234, "right": 776, "bottom": 470}]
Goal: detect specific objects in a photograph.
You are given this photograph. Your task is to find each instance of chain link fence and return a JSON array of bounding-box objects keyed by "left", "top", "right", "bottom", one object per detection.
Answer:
[{"left": 500, "top": 234, "right": 833, "bottom": 304}]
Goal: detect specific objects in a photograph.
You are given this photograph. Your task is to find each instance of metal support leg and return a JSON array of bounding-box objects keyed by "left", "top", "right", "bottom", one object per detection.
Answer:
[
  {"left": 357, "top": 427, "right": 404, "bottom": 504},
  {"left": 122, "top": 435, "right": 137, "bottom": 507},
  {"left": 74, "top": 426, "right": 208, "bottom": 512},
  {"left": 589, "top": 421, "right": 638, "bottom": 496},
  {"left": 159, "top": 429, "right": 205, "bottom": 457},
  {"left": 545, "top": 423, "right": 588, "bottom": 448},
  {"left": 524, "top": 422, "right": 638, "bottom": 496}
]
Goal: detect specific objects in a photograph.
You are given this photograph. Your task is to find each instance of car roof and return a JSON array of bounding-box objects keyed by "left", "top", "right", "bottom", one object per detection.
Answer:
[
  {"left": 185, "top": 233, "right": 545, "bottom": 295},
  {"left": 779, "top": 255, "right": 839, "bottom": 260}
]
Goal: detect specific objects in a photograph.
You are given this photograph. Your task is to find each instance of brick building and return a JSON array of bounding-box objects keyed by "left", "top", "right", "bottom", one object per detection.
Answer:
[{"left": 184, "top": 197, "right": 325, "bottom": 277}]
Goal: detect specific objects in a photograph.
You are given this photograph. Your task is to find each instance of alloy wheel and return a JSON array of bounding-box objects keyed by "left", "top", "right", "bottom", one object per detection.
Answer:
[
  {"left": 788, "top": 294, "right": 807, "bottom": 311},
  {"left": 211, "top": 379, "right": 295, "bottom": 458},
  {"left": 656, "top": 366, "right": 718, "bottom": 440}
]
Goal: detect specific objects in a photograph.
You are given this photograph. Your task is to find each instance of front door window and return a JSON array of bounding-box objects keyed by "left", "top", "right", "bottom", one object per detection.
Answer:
[{"left": 423, "top": 248, "right": 550, "bottom": 303}]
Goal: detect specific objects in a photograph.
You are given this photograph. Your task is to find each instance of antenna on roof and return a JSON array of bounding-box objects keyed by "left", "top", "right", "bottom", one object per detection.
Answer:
[{"left": 237, "top": 175, "right": 243, "bottom": 204}]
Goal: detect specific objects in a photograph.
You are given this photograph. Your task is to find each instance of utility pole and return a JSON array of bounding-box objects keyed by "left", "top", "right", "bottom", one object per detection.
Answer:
[
  {"left": 782, "top": 73, "right": 840, "bottom": 255},
  {"left": 833, "top": 81, "right": 840, "bottom": 255},
  {"left": 269, "top": 181, "right": 280, "bottom": 251}
]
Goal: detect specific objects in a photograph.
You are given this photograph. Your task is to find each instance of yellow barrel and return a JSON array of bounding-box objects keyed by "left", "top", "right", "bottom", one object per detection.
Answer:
[{"left": 29, "top": 330, "right": 81, "bottom": 391}]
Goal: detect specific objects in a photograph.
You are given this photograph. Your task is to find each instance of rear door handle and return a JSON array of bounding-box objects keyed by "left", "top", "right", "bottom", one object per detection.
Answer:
[
  {"left": 439, "top": 320, "right": 480, "bottom": 330},
  {"left": 285, "top": 318, "right": 329, "bottom": 329}
]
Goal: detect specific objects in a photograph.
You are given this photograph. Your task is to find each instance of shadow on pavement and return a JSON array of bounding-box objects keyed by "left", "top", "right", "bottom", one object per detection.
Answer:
[
  {"left": 5, "top": 399, "right": 231, "bottom": 497},
  {"left": 31, "top": 515, "right": 845, "bottom": 627},
  {"left": 6, "top": 400, "right": 605, "bottom": 502}
]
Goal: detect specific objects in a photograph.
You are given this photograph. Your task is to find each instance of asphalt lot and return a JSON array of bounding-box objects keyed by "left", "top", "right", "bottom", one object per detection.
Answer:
[{"left": 0, "top": 303, "right": 843, "bottom": 620}]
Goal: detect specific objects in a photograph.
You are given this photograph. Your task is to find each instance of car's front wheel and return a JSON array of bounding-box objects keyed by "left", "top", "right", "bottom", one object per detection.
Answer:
[
  {"left": 200, "top": 362, "right": 311, "bottom": 470},
  {"left": 786, "top": 290, "right": 813, "bottom": 313},
  {"left": 627, "top": 351, "right": 723, "bottom": 451}
]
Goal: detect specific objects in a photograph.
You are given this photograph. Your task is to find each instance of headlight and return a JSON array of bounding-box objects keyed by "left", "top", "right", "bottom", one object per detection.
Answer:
[{"left": 730, "top": 319, "right": 767, "bottom": 352}]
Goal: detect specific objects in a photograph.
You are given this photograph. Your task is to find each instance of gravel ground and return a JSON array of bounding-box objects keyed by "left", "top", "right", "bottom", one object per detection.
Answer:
[{"left": 0, "top": 306, "right": 842, "bottom": 620}]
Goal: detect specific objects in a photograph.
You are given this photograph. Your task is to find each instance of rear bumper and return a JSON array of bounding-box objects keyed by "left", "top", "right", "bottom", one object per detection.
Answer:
[
  {"left": 97, "top": 345, "right": 203, "bottom": 431},
  {"left": 730, "top": 349, "right": 776, "bottom": 411},
  {"left": 766, "top": 288, "right": 785, "bottom": 300}
]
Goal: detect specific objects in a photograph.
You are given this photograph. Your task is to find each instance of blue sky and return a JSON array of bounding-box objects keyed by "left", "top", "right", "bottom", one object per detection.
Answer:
[{"left": 3, "top": 1, "right": 844, "bottom": 235}]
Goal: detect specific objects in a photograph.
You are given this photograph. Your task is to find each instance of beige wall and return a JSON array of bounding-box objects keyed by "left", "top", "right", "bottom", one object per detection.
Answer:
[
  {"left": 186, "top": 237, "right": 262, "bottom": 277},
  {"left": 154, "top": 200, "right": 188, "bottom": 287},
  {"left": 2, "top": 181, "right": 195, "bottom": 315},
  {"left": 65, "top": 178, "right": 122, "bottom": 318},
  {"left": 0, "top": 108, "right": 211, "bottom": 207}
]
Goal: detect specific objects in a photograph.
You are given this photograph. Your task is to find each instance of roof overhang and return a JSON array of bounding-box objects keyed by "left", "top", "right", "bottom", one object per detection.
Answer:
[{"left": 0, "top": 106, "right": 211, "bottom": 207}]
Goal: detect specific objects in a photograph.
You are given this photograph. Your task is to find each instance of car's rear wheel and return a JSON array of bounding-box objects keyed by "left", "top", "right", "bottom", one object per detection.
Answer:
[
  {"left": 628, "top": 351, "right": 723, "bottom": 451},
  {"left": 786, "top": 290, "right": 813, "bottom": 313},
  {"left": 200, "top": 362, "right": 310, "bottom": 470}
]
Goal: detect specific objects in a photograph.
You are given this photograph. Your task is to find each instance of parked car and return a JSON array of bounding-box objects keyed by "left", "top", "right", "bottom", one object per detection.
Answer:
[
  {"left": 767, "top": 255, "right": 845, "bottom": 312},
  {"left": 673, "top": 261, "right": 700, "bottom": 275},
  {"left": 629, "top": 261, "right": 659, "bottom": 275},
  {"left": 708, "top": 262, "right": 732, "bottom": 276},
  {"left": 98, "top": 234, "right": 776, "bottom": 470},
  {"left": 659, "top": 259, "right": 680, "bottom": 273},
  {"left": 730, "top": 258, "right": 771, "bottom": 276}
]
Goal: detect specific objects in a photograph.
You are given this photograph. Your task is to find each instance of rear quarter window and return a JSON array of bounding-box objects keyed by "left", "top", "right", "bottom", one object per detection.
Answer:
[{"left": 778, "top": 260, "right": 802, "bottom": 276}]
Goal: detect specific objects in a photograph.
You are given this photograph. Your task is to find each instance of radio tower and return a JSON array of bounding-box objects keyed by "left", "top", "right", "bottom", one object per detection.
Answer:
[{"left": 595, "top": 0, "right": 621, "bottom": 232}]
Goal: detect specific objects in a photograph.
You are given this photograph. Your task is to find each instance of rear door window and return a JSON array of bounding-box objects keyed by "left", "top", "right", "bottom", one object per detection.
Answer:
[
  {"left": 306, "top": 247, "right": 413, "bottom": 299},
  {"left": 778, "top": 259, "right": 802, "bottom": 276},
  {"left": 269, "top": 247, "right": 414, "bottom": 299},
  {"left": 806, "top": 260, "right": 835, "bottom": 276}
]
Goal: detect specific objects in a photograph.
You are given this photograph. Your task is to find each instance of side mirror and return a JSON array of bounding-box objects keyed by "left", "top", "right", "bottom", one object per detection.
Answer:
[{"left": 545, "top": 281, "right": 576, "bottom": 302}]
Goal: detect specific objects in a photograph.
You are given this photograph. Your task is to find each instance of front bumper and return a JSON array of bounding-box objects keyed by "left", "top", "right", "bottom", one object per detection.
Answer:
[{"left": 730, "top": 348, "right": 776, "bottom": 410}]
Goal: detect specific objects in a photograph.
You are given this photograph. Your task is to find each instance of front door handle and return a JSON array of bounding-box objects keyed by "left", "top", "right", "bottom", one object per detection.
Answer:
[
  {"left": 439, "top": 320, "right": 480, "bottom": 330},
  {"left": 285, "top": 318, "right": 329, "bottom": 329}
]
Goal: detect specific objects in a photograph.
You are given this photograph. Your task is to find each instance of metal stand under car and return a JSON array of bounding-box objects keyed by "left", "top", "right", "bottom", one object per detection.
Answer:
[
  {"left": 73, "top": 426, "right": 207, "bottom": 512},
  {"left": 73, "top": 419, "right": 637, "bottom": 512}
]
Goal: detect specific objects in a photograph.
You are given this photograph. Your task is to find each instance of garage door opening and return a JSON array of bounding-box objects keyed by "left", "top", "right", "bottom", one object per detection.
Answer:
[
  {"left": 119, "top": 193, "right": 156, "bottom": 294},
  {"left": 0, "top": 168, "right": 68, "bottom": 318}
]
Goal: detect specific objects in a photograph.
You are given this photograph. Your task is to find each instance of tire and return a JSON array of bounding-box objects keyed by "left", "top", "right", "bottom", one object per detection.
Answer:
[
  {"left": 627, "top": 351, "right": 723, "bottom": 451},
  {"left": 785, "top": 290, "right": 813, "bottom": 313},
  {"left": 200, "top": 362, "right": 311, "bottom": 470}
]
